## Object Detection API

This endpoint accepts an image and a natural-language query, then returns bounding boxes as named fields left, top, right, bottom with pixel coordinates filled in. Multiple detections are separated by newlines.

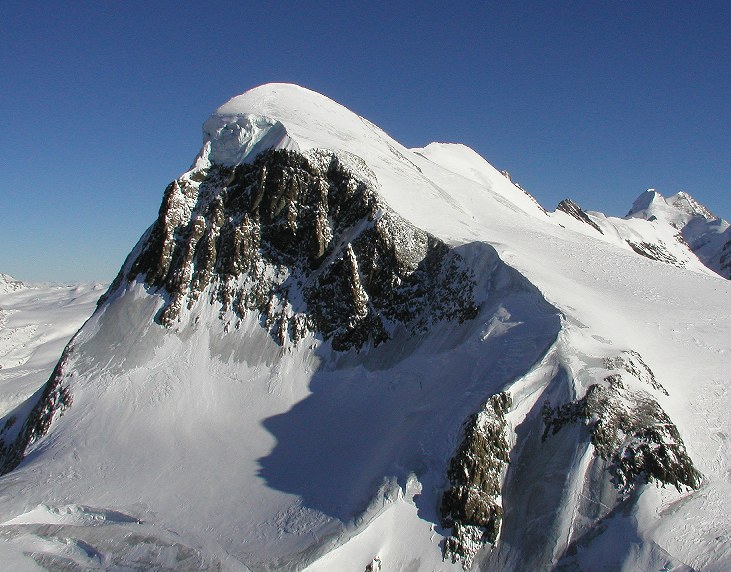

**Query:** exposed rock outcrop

left=0, top=347, right=73, bottom=474
left=541, top=370, right=699, bottom=494
left=364, top=556, right=382, bottom=572
left=126, top=148, right=479, bottom=351
left=557, top=199, right=604, bottom=234
left=0, top=148, right=481, bottom=476
left=441, top=392, right=512, bottom=568
left=625, top=239, right=685, bottom=268
left=603, top=350, right=668, bottom=396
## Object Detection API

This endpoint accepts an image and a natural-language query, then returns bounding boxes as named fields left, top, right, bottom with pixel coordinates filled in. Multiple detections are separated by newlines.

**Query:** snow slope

left=0, top=84, right=729, bottom=571
left=0, top=276, right=105, bottom=419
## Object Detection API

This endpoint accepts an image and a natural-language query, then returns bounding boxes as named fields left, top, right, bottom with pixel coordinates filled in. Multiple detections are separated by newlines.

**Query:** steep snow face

left=1, top=84, right=730, bottom=572
left=202, top=113, right=299, bottom=166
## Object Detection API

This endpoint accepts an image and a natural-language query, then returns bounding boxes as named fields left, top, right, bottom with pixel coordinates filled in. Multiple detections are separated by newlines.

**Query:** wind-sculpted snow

left=126, top=148, right=478, bottom=351
left=203, top=112, right=299, bottom=166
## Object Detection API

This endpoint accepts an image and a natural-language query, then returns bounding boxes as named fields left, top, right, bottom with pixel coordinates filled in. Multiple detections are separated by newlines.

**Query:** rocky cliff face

left=541, top=353, right=700, bottom=494
left=121, top=148, right=478, bottom=351
left=0, top=347, right=73, bottom=474
left=441, top=392, right=512, bottom=568
left=719, top=238, right=731, bottom=279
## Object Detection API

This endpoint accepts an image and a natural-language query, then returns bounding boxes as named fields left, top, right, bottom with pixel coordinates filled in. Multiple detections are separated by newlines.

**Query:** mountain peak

left=213, top=83, right=341, bottom=117
left=1, top=85, right=729, bottom=572
left=626, top=189, right=665, bottom=217
left=626, top=188, right=718, bottom=226
left=666, top=191, right=718, bottom=222
left=0, top=273, right=25, bottom=293
left=202, top=83, right=393, bottom=168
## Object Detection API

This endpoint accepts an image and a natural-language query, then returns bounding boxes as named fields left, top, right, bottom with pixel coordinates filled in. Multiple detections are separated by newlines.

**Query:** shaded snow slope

left=1, top=84, right=729, bottom=571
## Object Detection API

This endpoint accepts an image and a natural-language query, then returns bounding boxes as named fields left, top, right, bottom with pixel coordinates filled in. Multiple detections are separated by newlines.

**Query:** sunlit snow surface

left=0, top=84, right=729, bottom=571
left=0, top=277, right=104, bottom=419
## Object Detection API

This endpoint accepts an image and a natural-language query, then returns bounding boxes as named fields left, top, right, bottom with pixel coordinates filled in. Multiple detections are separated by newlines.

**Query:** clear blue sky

left=2, top=1, right=729, bottom=282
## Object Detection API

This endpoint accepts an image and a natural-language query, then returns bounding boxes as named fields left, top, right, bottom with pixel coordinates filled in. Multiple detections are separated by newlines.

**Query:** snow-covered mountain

left=626, top=189, right=731, bottom=279
left=0, top=274, right=26, bottom=294
left=553, top=189, right=731, bottom=280
left=1, top=84, right=729, bottom=571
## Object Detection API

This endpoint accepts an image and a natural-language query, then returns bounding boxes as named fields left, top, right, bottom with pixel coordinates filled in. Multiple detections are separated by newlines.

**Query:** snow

left=0, top=278, right=105, bottom=419
left=627, top=189, right=721, bottom=226
left=206, top=83, right=549, bottom=226
left=620, top=188, right=731, bottom=277
left=0, top=274, right=25, bottom=294
left=203, top=113, right=299, bottom=166
left=1, top=84, right=730, bottom=571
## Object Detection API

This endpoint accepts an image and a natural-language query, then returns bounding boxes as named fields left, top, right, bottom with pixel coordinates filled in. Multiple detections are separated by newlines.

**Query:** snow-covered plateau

left=0, top=84, right=729, bottom=571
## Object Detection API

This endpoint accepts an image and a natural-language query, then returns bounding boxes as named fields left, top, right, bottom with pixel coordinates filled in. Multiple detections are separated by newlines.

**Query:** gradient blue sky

left=2, top=1, right=729, bottom=282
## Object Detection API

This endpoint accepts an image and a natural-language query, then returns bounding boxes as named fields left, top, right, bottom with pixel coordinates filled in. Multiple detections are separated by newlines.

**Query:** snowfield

left=0, top=276, right=105, bottom=420
left=0, top=84, right=729, bottom=571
